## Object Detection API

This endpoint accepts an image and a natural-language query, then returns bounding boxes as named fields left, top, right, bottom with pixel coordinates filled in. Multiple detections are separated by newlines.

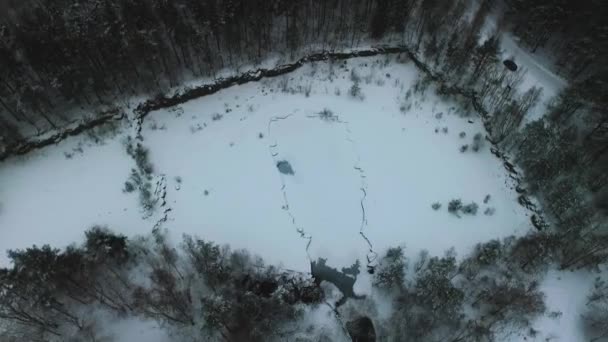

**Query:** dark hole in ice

left=311, top=258, right=364, bottom=307
left=346, top=316, right=376, bottom=342
left=276, top=160, right=294, bottom=175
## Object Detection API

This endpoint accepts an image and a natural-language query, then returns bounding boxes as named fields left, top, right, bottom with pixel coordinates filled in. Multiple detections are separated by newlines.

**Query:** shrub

left=349, top=82, right=364, bottom=100
left=442, top=127, right=448, bottom=134
left=212, top=113, right=223, bottom=121
left=459, top=132, right=466, bottom=138
left=484, top=207, right=496, bottom=216
left=123, top=181, right=135, bottom=193
left=278, top=77, right=289, bottom=92
left=461, top=202, right=479, bottom=215
left=548, top=311, right=563, bottom=319
left=318, top=108, right=335, bottom=121
left=448, top=199, right=463, bottom=214
left=258, top=132, right=264, bottom=139
left=460, top=144, right=469, bottom=153
left=190, top=124, right=203, bottom=133
left=472, top=133, right=484, bottom=152
left=127, top=169, right=154, bottom=211
left=373, top=247, right=406, bottom=290
left=126, top=141, right=154, bottom=176
left=350, top=69, right=361, bottom=83
left=432, top=202, right=442, bottom=210
left=303, top=83, right=312, bottom=97
left=404, top=89, right=412, bottom=101
left=484, top=194, right=491, bottom=204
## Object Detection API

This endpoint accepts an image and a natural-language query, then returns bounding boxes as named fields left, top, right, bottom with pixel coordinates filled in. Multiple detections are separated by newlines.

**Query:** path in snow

left=500, top=33, right=567, bottom=122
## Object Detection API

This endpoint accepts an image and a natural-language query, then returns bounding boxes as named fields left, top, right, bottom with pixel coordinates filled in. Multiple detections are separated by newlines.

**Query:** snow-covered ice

left=0, top=57, right=531, bottom=270
left=0, top=54, right=584, bottom=341
left=138, top=59, right=531, bottom=273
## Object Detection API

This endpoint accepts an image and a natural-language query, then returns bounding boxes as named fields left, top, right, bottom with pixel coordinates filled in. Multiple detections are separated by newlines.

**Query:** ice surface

left=0, top=53, right=584, bottom=341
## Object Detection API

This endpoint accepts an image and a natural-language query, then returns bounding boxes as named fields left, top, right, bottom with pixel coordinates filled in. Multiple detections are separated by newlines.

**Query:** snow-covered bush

left=278, top=76, right=290, bottom=92
left=400, top=103, right=412, bottom=113
left=448, top=199, right=463, bottom=214
left=373, top=247, right=406, bottom=291
left=472, top=133, right=484, bottom=152
left=432, top=202, right=442, bottom=210
left=123, top=181, right=135, bottom=193
left=461, top=202, right=479, bottom=215
left=318, top=108, right=336, bottom=121
left=349, top=81, right=364, bottom=100
left=350, top=69, right=361, bottom=83
left=447, top=200, right=478, bottom=216
left=484, top=207, right=496, bottom=216
left=303, top=83, right=312, bottom=97
left=125, top=140, right=154, bottom=176
left=127, top=169, right=154, bottom=210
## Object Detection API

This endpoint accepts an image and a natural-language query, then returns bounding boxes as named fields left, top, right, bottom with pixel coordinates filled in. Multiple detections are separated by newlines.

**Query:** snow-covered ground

left=0, top=54, right=588, bottom=341
left=0, top=57, right=530, bottom=269
left=526, top=270, right=595, bottom=342
left=0, top=132, right=148, bottom=261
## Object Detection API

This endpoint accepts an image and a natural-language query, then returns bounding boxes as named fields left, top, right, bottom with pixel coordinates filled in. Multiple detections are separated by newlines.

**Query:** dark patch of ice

left=277, top=160, right=295, bottom=175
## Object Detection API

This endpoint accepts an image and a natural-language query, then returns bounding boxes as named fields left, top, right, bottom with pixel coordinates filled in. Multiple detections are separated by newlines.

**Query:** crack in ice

left=340, top=118, right=378, bottom=271
left=267, top=114, right=313, bottom=261
left=304, top=113, right=378, bottom=272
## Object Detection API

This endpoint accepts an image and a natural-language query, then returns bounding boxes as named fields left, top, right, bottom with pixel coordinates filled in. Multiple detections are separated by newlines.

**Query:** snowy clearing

left=1, top=57, right=531, bottom=271
left=1, top=55, right=585, bottom=341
